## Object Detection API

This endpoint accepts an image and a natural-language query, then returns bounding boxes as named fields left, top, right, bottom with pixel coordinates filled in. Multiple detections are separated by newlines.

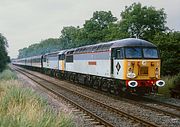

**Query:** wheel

left=93, top=77, right=101, bottom=89
left=101, top=79, right=108, bottom=92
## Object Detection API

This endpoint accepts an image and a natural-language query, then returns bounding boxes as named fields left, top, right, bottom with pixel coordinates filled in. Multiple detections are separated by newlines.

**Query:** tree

left=83, top=11, right=117, bottom=43
left=104, top=23, right=129, bottom=41
left=153, top=31, right=180, bottom=75
left=0, top=33, right=8, bottom=72
left=120, top=3, right=167, bottom=40
left=60, top=26, right=79, bottom=49
left=18, top=38, right=61, bottom=58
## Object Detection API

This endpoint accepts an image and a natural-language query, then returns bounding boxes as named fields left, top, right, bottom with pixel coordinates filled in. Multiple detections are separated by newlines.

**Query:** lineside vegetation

left=0, top=34, right=9, bottom=72
left=159, top=72, right=180, bottom=96
left=0, top=69, right=75, bottom=127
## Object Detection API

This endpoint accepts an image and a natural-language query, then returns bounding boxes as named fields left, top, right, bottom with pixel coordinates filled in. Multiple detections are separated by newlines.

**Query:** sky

left=0, top=0, right=180, bottom=58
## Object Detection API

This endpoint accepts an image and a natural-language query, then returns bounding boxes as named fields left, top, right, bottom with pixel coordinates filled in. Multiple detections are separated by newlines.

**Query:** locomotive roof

left=74, top=38, right=156, bottom=54
left=44, top=51, right=61, bottom=56
left=111, top=38, right=157, bottom=48
left=58, top=50, right=66, bottom=55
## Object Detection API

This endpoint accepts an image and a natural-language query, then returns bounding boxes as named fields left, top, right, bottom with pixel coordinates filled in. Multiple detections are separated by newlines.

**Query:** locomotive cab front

left=111, top=38, right=165, bottom=94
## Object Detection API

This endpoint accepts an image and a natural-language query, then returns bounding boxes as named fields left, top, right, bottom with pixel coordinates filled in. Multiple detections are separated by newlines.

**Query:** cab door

left=111, top=48, right=115, bottom=75
left=111, top=48, right=124, bottom=79
left=58, top=54, right=65, bottom=71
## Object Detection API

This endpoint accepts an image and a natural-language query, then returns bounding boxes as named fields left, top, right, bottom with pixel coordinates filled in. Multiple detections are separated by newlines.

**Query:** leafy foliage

left=153, top=32, right=180, bottom=75
left=0, top=33, right=8, bottom=72
left=83, top=11, right=118, bottom=43
left=120, top=3, right=167, bottom=39
left=18, top=38, right=61, bottom=58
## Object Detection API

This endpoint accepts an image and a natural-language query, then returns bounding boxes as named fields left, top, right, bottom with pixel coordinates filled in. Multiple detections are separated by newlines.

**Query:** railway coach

left=12, top=38, right=165, bottom=95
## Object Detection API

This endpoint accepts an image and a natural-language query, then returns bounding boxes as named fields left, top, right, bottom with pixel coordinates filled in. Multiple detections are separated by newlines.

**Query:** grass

left=0, top=69, right=17, bottom=80
left=158, top=73, right=180, bottom=97
left=0, top=69, right=75, bottom=127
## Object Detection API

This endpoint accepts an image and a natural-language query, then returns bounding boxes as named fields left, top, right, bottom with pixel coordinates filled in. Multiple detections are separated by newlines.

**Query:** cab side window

left=115, top=48, right=123, bottom=59
left=111, top=48, right=124, bottom=59
left=59, top=54, right=65, bottom=60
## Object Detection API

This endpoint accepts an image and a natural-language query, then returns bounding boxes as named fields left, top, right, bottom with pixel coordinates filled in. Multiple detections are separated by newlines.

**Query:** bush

left=158, top=73, right=180, bottom=96
left=0, top=69, right=17, bottom=80
left=0, top=78, right=75, bottom=127
left=173, top=73, right=180, bottom=86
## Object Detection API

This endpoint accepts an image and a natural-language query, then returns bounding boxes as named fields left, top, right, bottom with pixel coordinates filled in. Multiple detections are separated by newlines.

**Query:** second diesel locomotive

left=12, top=38, right=165, bottom=95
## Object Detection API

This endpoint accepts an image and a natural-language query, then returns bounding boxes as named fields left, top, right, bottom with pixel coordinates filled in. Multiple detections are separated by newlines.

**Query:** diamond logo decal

left=116, top=62, right=121, bottom=72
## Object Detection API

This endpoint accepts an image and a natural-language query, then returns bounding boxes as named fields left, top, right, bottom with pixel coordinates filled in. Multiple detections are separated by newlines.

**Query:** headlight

left=128, top=80, right=138, bottom=87
left=156, top=80, right=165, bottom=87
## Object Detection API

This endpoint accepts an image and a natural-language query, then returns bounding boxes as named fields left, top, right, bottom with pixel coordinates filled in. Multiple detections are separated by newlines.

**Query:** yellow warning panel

left=59, top=60, right=65, bottom=71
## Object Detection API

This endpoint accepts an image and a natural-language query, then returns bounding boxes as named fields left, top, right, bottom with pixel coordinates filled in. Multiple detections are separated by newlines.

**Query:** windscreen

left=125, top=47, right=142, bottom=58
left=143, top=48, right=158, bottom=58
left=143, top=48, right=159, bottom=58
left=125, top=47, right=159, bottom=59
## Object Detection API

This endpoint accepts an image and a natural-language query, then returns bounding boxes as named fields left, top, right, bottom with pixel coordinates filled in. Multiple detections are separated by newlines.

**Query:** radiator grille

left=139, top=66, right=148, bottom=75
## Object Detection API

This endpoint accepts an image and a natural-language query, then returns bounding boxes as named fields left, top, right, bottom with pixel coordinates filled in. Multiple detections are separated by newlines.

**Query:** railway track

left=122, top=96, right=180, bottom=118
left=13, top=66, right=159, bottom=127
left=142, top=96, right=180, bottom=111
left=13, top=67, right=113, bottom=127
left=140, top=96, right=180, bottom=112
left=70, top=79, right=180, bottom=119
left=91, top=86, right=180, bottom=118
left=70, top=76, right=180, bottom=118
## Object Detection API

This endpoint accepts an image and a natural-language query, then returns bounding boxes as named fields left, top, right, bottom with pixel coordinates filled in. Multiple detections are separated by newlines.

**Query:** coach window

left=43, top=56, right=46, bottom=62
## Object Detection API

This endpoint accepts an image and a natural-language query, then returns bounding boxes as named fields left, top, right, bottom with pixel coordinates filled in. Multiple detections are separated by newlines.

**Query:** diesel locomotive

left=12, top=38, right=165, bottom=95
